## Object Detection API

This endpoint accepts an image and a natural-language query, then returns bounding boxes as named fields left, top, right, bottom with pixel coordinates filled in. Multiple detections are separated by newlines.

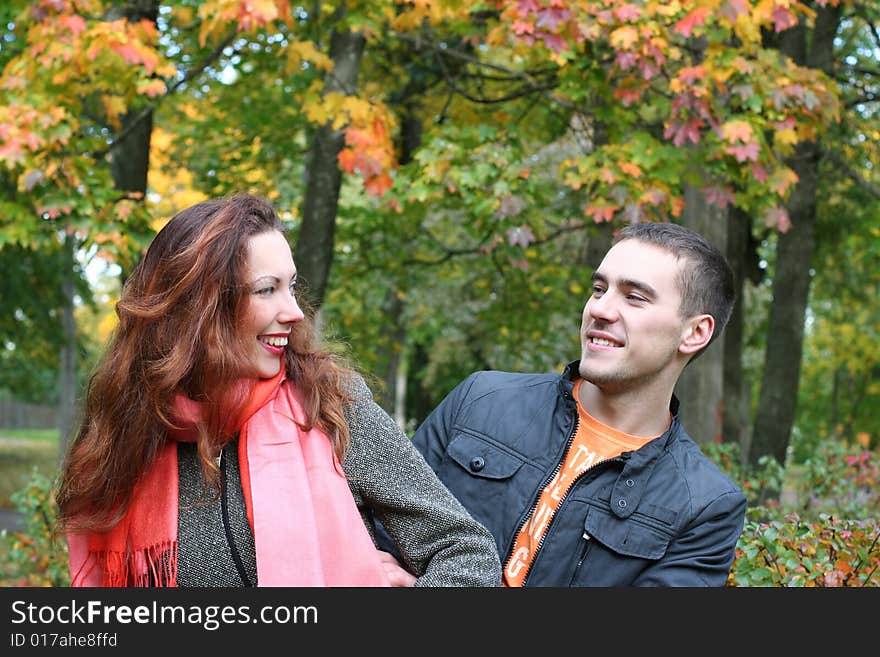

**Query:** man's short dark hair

left=615, top=222, right=736, bottom=353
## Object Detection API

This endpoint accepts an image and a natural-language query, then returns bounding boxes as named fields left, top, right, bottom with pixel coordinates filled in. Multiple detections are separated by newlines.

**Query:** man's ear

left=679, top=314, right=714, bottom=355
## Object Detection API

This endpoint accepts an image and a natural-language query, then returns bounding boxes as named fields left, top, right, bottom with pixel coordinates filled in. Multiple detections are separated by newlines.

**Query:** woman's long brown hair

left=56, top=195, right=353, bottom=533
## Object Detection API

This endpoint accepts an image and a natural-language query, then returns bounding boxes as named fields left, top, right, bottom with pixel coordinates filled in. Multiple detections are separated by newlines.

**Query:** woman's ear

left=679, top=314, right=714, bottom=356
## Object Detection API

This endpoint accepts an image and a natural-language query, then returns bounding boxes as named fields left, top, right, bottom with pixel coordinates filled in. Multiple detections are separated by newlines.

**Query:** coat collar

left=559, top=359, right=683, bottom=519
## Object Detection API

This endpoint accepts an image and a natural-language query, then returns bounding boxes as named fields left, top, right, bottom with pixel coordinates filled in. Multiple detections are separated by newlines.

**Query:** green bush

left=729, top=512, right=879, bottom=587
left=701, top=441, right=785, bottom=510
left=0, top=468, right=68, bottom=586
left=704, top=438, right=880, bottom=587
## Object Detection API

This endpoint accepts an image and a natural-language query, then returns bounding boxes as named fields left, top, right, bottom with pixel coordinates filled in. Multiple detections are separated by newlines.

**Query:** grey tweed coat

left=176, top=374, right=501, bottom=587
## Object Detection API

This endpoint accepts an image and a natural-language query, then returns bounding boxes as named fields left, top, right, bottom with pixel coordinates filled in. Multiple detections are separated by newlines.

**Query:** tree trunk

left=375, top=288, right=405, bottom=415
left=723, top=207, right=752, bottom=461
left=675, top=185, right=727, bottom=445
left=294, top=25, right=365, bottom=309
left=750, top=4, right=840, bottom=468
left=57, top=232, right=77, bottom=458
left=107, top=0, right=157, bottom=196
left=110, top=109, right=153, bottom=197
left=375, top=110, right=422, bottom=418
left=750, top=141, right=819, bottom=466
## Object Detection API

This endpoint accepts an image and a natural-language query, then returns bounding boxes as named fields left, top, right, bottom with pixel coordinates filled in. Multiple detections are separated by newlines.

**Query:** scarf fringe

left=81, top=540, right=178, bottom=587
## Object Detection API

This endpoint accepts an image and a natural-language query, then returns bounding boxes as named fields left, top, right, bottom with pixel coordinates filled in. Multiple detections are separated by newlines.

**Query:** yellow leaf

left=733, top=14, right=761, bottom=47
left=285, top=39, right=334, bottom=74
left=610, top=26, right=639, bottom=50
left=774, top=128, right=798, bottom=148
left=101, top=95, right=128, bottom=130
left=342, top=96, right=373, bottom=127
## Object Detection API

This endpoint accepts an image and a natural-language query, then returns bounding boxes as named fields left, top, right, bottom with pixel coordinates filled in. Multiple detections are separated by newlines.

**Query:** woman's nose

left=279, top=293, right=305, bottom=324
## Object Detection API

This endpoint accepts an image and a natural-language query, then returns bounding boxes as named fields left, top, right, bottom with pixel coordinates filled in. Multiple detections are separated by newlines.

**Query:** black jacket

left=410, top=362, right=747, bottom=586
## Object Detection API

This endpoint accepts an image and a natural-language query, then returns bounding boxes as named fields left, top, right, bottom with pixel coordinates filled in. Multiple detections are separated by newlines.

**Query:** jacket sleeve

left=632, top=488, right=747, bottom=586
left=342, top=374, right=501, bottom=587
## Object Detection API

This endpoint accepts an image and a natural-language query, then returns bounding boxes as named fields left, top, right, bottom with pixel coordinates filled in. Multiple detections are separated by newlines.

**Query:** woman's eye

left=288, top=280, right=298, bottom=295
left=255, top=286, right=275, bottom=297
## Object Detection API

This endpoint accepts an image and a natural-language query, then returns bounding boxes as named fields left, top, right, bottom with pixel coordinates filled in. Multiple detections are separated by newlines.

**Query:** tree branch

left=822, top=148, right=880, bottom=199
left=393, top=31, right=569, bottom=110
left=95, top=30, right=241, bottom=160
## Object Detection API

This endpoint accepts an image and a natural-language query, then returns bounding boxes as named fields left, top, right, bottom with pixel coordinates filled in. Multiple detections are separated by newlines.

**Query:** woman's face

left=241, top=230, right=304, bottom=379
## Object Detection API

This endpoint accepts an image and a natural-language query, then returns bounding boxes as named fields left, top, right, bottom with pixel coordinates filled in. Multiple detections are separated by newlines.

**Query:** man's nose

left=588, top=292, right=619, bottom=323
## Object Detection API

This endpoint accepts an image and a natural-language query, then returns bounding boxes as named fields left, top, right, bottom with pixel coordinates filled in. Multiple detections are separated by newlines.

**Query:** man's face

left=578, top=238, right=690, bottom=393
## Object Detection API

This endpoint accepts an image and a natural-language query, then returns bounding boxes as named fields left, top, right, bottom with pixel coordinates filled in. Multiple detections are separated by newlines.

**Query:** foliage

left=0, top=0, right=158, bottom=254
left=0, top=469, right=67, bottom=587
left=0, top=241, right=99, bottom=403
left=489, top=0, right=842, bottom=228
left=729, top=512, right=879, bottom=587
left=702, top=441, right=785, bottom=508
left=0, top=426, right=60, bottom=508
left=796, top=440, right=880, bottom=519
left=705, top=436, right=880, bottom=587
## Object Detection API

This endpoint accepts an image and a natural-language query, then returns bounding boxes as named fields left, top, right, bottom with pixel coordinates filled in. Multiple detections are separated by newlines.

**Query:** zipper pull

left=575, top=531, right=592, bottom=570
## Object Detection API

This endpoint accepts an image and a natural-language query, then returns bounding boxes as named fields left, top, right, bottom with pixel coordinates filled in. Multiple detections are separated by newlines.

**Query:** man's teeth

left=259, top=336, right=288, bottom=347
left=591, top=337, right=619, bottom=347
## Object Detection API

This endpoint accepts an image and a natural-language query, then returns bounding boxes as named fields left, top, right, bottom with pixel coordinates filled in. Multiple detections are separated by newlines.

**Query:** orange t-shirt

left=503, top=379, right=656, bottom=587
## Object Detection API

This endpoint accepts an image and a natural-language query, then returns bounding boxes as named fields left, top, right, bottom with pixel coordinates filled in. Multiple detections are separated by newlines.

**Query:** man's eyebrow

left=591, top=271, right=657, bottom=298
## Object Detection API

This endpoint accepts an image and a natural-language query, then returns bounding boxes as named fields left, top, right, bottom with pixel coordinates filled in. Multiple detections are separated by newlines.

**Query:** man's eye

left=592, top=286, right=605, bottom=296
left=626, top=294, right=646, bottom=302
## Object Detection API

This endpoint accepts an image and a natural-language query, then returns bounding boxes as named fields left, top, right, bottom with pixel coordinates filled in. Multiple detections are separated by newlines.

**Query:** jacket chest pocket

left=447, top=432, right=525, bottom=480
left=568, top=504, right=674, bottom=586
left=440, top=432, right=532, bottom=536
left=584, top=505, right=673, bottom=558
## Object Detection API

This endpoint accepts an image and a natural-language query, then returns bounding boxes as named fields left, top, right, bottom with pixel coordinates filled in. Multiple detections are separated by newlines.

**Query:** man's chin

left=579, top=363, right=622, bottom=389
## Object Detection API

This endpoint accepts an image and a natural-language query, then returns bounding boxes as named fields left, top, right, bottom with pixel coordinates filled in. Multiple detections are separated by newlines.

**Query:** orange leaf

left=674, top=7, right=711, bottom=38
left=364, top=172, right=393, bottom=197
left=619, top=162, right=642, bottom=178
left=59, top=14, right=88, bottom=36
left=337, top=149, right=356, bottom=173
left=585, top=204, right=619, bottom=223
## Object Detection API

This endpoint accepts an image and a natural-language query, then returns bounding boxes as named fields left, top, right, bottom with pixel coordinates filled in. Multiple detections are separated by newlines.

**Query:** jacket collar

left=560, top=359, right=683, bottom=519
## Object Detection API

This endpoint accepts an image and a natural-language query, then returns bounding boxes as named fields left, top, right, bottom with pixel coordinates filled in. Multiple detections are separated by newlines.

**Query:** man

left=398, top=222, right=747, bottom=586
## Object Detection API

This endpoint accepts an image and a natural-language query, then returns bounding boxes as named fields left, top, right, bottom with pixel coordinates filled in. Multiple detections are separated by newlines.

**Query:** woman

left=56, top=194, right=501, bottom=587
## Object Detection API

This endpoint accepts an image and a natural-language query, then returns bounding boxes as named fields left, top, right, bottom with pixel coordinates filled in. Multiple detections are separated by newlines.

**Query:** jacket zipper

left=502, top=408, right=579, bottom=582
left=519, top=454, right=626, bottom=586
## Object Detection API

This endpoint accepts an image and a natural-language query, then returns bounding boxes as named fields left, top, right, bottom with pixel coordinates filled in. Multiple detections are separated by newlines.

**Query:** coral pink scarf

left=67, top=368, right=390, bottom=587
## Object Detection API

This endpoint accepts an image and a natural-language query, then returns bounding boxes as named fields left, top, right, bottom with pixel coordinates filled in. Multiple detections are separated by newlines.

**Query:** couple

left=58, top=194, right=745, bottom=588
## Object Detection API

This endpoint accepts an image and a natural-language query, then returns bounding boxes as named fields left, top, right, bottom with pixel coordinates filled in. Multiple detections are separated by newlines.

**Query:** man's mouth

left=589, top=336, right=622, bottom=347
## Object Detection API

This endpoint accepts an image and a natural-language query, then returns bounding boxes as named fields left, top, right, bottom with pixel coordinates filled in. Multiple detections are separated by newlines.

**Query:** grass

left=0, top=428, right=61, bottom=509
